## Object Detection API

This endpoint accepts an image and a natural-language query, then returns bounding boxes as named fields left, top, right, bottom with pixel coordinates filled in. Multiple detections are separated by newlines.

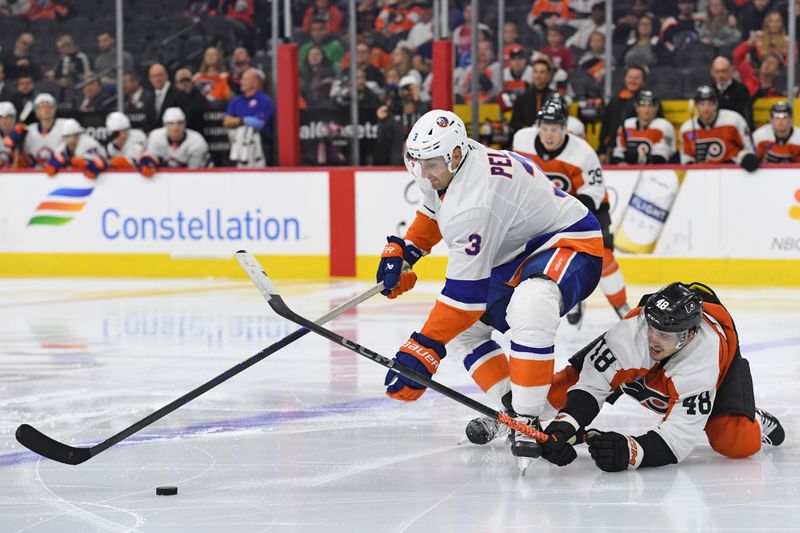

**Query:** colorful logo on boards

left=27, top=187, right=94, bottom=226
left=791, top=189, right=800, bottom=221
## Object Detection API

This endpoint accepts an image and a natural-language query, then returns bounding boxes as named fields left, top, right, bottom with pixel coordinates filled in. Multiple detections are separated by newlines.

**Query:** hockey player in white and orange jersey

left=3, top=93, right=71, bottom=168
left=105, top=111, right=147, bottom=169
left=537, top=282, right=784, bottom=471
left=0, top=102, right=18, bottom=168
left=375, top=109, right=604, bottom=464
left=139, top=107, right=211, bottom=177
left=513, top=97, right=631, bottom=325
left=611, top=90, right=676, bottom=164
left=679, top=85, right=759, bottom=172
left=752, top=101, right=800, bottom=163
left=43, top=118, right=108, bottom=179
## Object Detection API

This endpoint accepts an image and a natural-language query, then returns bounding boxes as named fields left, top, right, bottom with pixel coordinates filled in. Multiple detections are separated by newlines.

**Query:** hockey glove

left=109, top=155, right=134, bottom=169
left=623, top=146, right=640, bottom=165
left=4, top=123, right=26, bottom=148
left=385, top=332, right=445, bottom=402
left=540, top=413, right=580, bottom=467
left=586, top=431, right=644, bottom=472
left=740, top=152, right=759, bottom=173
left=243, top=115, right=265, bottom=130
left=72, top=156, right=107, bottom=179
left=43, top=153, right=67, bottom=177
left=377, top=236, right=423, bottom=298
left=136, top=153, right=159, bottom=178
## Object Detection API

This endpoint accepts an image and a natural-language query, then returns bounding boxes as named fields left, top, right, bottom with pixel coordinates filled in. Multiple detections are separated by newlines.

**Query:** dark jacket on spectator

left=176, top=86, right=210, bottom=134
left=374, top=115, right=405, bottom=165
left=300, top=63, right=337, bottom=110
left=0, top=83, right=11, bottom=103
left=53, top=51, right=91, bottom=85
left=143, top=83, right=180, bottom=131
left=738, top=0, right=774, bottom=39
left=715, top=79, right=753, bottom=129
left=599, top=88, right=639, bottom=156
left=510, top=85, right=555, bottom=133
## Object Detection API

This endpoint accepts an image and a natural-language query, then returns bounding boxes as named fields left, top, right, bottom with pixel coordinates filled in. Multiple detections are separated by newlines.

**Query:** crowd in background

left=2, top=0, right=800, bottom=171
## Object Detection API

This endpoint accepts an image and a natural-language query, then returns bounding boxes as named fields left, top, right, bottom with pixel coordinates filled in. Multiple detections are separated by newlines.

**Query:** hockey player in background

left=375, top=109, right=603, bottom=469
left=3, top=93, right=71, bottom=168
left=537, top=282, right=784, bottom=472
left=752, top=101, right=800, bottom=163
left=513, top=97, right=630, bottom=326
left=138, top=107, right=211, bottom=177
left=43, top=118, right=108, bottom=179
left=105, top=111, right=147, bottom=169
left=0, top=102, right=18, bottom=168
left=679, top=85, right=759, bottom=172
left=611, top=90, right=676, bottom=164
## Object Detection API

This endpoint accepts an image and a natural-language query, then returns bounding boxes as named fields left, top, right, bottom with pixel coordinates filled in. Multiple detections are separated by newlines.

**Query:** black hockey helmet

left=644, top=282, right=704, bottom=333
left=694, top=85, right=718, bottom=105
left=537, top=100, right=567, bottom=127
left=635, top=90, right=658, bottom=107
left=771, top=101, right=792, bottom=118
left=543, top=92, right=567, bottom=107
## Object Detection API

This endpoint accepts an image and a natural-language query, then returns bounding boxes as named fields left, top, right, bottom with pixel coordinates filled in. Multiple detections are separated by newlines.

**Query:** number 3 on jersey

left=465, top=233, right=482, bottom=255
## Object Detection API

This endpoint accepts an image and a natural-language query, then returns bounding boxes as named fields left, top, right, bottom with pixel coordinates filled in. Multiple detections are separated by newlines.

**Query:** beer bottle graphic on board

left=615, top=171, right=681, bottom=254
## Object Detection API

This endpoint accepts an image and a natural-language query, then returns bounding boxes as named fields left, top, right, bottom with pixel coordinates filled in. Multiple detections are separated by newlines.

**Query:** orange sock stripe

left=470, top=353, right=510, bottom=392
left=509, top=357, right=555, bottom=387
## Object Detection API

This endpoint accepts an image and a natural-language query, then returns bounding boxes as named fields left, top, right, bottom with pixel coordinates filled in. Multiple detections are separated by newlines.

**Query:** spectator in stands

left=140, top=107, right=210, bottom=175
left=0, top=101, right=18, bottom=168
left=613, top=0, right=654, bottom=50
left=341, top=41, right=385, bottom=88
left=0, top=65, right=10, bottom=103
left=206, top=0, right=255, bottom=28
left=9, top=72, right=35, bottom=120
left=144, top=63, right=180, bottom=131
left=223, top=68, right=274, bottom=166
left=375, top=0, right=421, bottom=34
left=459, top=39, right=501, bottom=104
left=383, top=74, right=429, bottom=135
left=49, top=34, right=91, bottom=87
left=499, top=46, right=532, bottom=112
left=227, top=47, right=252, bottom=95
left=193, top=47, right=233, bottom=103
left=734, top=10, right=793, bottom=69
left=528, top=0, right=573, bottom=29
left=661, top=0, right=702, bottom=51
left=698, top=0, right=742, bottom=49
left=300, top=46, right=336, bottom=110
left=411, top=43, right=432, bottom=101
left=711, top=56, right=752, bottom=127
left=623, top=14, right=673, bottom=69
left=541, top=26, right=575, bottom=71
left=399, top=0, right=433, bottom=51
left=390, top=46, right=414, bottom=79
left=738, top=0, right=774, bottom=39
left=94, top=32, right=134, bottom=85
left=740, top=52, right=784, bottom=98
left=566, top=1, right=606, bottom=51
left=452, top=4, right=491, bottom=62
left=752, top=101, right=800, bottom=162
left=0, top=32, right=40, bottom=80
left=579, top=31, right=607, bottom=84
left=123, top=72, right=145, bottom=111
left=174, top=68, right=208, bottom=134
left=502, top=22, right=523, bottom=65
left=510, top=57, right=555, bottom=133
left=76, top=74, right=116, bottom=112
left=302, top=0, right=343, bottom=33
left=22, top=0, right=68, bottom=20
left=299, top=18, right=345, bottom=73
left=598, top=65, right=646, bottom=163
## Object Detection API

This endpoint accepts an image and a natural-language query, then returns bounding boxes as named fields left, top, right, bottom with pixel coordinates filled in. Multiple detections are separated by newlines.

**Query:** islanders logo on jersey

left=619, top=376, right=671, bottom=414
left=27, top=186, right=95, bottom=226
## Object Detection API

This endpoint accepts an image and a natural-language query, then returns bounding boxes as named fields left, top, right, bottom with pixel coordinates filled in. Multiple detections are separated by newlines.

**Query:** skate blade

left=517, top=457, right=532, bottom=476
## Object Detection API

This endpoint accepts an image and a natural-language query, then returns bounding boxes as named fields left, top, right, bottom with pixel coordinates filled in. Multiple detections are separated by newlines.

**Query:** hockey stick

left=16, top=280, right=384, bottom=465
left=236, top=251, right=549, bottom=444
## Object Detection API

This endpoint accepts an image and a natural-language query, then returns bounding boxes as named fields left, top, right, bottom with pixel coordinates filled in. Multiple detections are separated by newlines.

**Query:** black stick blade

left=16, top=424, right=92, bottom=465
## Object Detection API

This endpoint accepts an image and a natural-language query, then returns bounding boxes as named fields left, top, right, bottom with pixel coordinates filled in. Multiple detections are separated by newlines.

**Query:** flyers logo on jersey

left=545, top=172, right=573, bottom=194
left=695, top=138, right=725, bottom=161
left=619, top=378, right=671, bottom=414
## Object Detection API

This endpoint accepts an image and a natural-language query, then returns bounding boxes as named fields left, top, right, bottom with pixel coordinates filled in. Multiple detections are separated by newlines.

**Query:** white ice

left=0, top=278, right=797, bottom=532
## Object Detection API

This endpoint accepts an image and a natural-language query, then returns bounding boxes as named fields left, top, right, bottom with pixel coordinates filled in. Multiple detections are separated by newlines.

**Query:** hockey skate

left=756, top=408, right=785, bottom=446
left=510, top=415, right=542, bottom=476
left=566, top=301, right=585, bottom=328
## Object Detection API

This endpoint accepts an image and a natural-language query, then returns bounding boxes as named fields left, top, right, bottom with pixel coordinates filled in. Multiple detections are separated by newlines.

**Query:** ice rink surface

left=0, top=277, right=797, bottom=532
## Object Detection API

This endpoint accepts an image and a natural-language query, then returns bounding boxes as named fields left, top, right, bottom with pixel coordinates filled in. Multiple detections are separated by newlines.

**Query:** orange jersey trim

left=403, top=211, right=442, bottom=253
left=420, top=299, right=484, bottom=345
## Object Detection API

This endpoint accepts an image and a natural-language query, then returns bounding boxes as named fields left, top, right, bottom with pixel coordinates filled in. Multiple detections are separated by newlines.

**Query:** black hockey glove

left=586, top=431, right=644, bottom=472
left=740, top=152, right=759, bottom=173
left=624, top=146, right=640, bottom=164
left=540, top=413, right=579, bottom=467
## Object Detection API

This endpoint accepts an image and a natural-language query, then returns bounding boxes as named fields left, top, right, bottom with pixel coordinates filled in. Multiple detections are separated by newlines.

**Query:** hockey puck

left=156, top=486, right=178, bottom=496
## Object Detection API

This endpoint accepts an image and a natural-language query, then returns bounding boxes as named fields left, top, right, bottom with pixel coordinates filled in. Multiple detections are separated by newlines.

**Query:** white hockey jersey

left=613, top=117, right=676, bottom=163
left=752, top=124, right=800, bottom=163
left=55, top=134, right=106, bottom=161
left=23, top=118, right=72, bottom=167
left=145, top=128, right=211, bottom=168
left=679, top=109, right=754, bottom=164
left=572, top=307, right=737, bottom=462
left=512, top=129, right=605, bottom=209
left=0, top=136, right=13, bottom=168
left=106, top=129, right=147, bottom=162
left=405, top=141, right=604, bottom=344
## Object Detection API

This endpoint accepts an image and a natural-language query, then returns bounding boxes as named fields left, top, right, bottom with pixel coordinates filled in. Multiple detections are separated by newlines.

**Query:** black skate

left=566, top=301, right=585, bottom=328
left=510, top=415, right=542, bottom=458
left=756, top=408, right=785, bottom=446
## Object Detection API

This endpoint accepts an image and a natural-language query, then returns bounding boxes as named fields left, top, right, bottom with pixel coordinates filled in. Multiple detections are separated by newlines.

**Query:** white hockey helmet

left=61, top=118, right=83, bottom=137
left=106, top=111, right=131, bottom=132
left=404, top=109, right=468, bottom=177
left=0, top=101, right=16, bottom=118
left=162, top=106, right=186, bottom=124
left=33, top=93, right=56, bottom=107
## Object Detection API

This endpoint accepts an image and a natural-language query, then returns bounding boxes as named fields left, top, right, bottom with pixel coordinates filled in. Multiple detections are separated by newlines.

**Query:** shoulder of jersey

left=717, top=108, right=747, bottom=127
left=752, top=124, right=772, bottom=142
left=513, top=126, right=538, bottom=147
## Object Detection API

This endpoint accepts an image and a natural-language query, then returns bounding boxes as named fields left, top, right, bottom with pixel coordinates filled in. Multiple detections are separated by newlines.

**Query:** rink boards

left=0, top=166, right=799, bottom=285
